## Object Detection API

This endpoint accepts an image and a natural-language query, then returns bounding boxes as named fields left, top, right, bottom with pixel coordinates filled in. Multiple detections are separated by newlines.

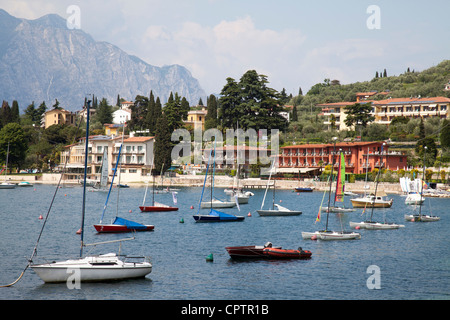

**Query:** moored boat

left=94, top=217, right=154, bottom=233
left=263, top=247, right=312, bottom=259
left=226, top=242, right=278, bottom=259
left=32, top=253, right=152, bottom=283
left=140, top=201, right=179, bottom=212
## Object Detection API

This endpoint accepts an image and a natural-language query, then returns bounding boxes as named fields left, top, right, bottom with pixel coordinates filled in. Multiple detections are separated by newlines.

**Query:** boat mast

left=80, top=99, right=91, bottom=257
left=369, top=143, right=385, bottom=221
left=326, top=137, right=338, bottom=229
left=419, top=146, right=427, bottom=218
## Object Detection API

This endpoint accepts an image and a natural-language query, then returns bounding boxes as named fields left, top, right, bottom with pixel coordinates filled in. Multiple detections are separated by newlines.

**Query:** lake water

left=0, top=183, right=449, bottom=301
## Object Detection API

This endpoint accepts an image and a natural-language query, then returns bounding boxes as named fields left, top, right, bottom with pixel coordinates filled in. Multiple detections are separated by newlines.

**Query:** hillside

left=292, top=60, right=450, bottom=109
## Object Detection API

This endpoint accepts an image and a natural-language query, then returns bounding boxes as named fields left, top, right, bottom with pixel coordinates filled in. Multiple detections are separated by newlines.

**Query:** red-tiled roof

left=124, top=136, right=154, bottom=142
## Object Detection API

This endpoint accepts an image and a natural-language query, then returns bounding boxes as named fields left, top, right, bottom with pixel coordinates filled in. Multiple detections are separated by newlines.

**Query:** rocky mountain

left=0, top=9, right=206, bottom=112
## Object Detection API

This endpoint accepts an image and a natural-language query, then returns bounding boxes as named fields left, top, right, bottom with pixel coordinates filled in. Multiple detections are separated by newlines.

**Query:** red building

left=278, top=141, right=407, bottom=174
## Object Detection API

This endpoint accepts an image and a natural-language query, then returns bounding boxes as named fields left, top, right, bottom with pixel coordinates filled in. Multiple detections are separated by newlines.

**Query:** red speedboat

left=263, top=247, right=312, bottom=259
left=94, top=217, right=154, bottom=233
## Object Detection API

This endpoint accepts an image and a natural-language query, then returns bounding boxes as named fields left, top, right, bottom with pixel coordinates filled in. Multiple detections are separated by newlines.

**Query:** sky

left=1, top=0, right=449, bottom=98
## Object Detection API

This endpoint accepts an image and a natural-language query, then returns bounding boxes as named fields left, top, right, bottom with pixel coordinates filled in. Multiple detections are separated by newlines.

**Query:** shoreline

left=5, top=173, right=450, bottom=197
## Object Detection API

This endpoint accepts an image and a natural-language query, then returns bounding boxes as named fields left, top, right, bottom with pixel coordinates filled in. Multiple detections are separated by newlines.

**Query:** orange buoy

left=311, top=235, right=317, bottom=240
left=76, top=228, right=82, bottom=234
left=129, top=209, right=132, bottom=213
left=190, top=205, right=194, bottom=209
left=247, top=212, right=252, bottom=217
left=38, top=215, right=43, bottom=220
left=355, top=225, right=360, bottom=230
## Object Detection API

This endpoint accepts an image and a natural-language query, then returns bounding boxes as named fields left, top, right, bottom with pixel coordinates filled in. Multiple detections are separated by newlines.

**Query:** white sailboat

left=257, top=160, right=302, bottom=216
left=31, top=100, right=152, bottom=283
left=401, top=177, right=425, bottom=205
left=200, top=148, right=236, bottom=209
left=350, top=143, right=404, bottom=230
left=404, top=146, right=440, bottom=222
left=90, top=149, right=109, bottom=192
left=302, top=141, right=361, bottom=240
left=0, top=142, right=16, bottom=189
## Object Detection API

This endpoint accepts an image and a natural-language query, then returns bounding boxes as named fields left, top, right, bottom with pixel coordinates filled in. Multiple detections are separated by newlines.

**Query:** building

left=121, top=101, right=134, bottom=111
left=278, top=141, right=407, bottom=175
left=319, top=96, right=450, bottom=130
left=104, top=123, right=124, bottom=136
left=185, top=107, right=207, bottom=130
left=60, top=135, right=154, bottom=183
left=43, top=108, right=76, bottom=129
left=113, top=109, right=131, bottom=124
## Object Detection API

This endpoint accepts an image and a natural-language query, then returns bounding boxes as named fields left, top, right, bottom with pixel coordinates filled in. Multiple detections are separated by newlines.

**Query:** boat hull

left=302, top=230, right=361, bottom=240
left=200, top=201, right=236, bottom=208
left=139, top=206, right=178, bottom=212
left=321, top=206, right=355, bottom=213
left=349, top=221, right=404, bottom=229
left=350, top=198, right=393, bottom=208
left=94, top=224, right=154, bottom=233
left=193, top=215, right=245, bottom=222
left=295, top=187, right=314, bottom=192
left=404, top=214, right=440, bottom=222
left=31, top=254, right=152, bottom=283
left=256, top=209, right=302, bottom=216
left=0, top=183, right=15, bottom=189
left=225, top=246, right=268, bottom=259
left=263, top=248, right=312, bottom=259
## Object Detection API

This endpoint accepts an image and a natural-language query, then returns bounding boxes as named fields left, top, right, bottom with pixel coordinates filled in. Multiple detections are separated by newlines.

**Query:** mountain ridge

left=0, top=9, right=206, bottom=112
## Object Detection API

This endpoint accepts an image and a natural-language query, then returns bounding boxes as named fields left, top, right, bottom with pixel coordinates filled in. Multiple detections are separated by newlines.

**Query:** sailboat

left=225, top=165, right=254, bottom=204
left=139, top=170, right=179, bottom=212
left=199, top=147, right=236, bottom=209
left=350, top=144, right=404, bottom=230
left=0, top=142, right=16, bottom=189
left=401, top=177, right=425, bottom=205
left=302, top=141, right=361, bottom=240
left=31, top=100, right=152, bottom=283
left=350, top=147, right=393, bottom=208
left=404, top=146, right=440, bottom=222
left=321, top=151, right=355, bottom=213
left=94, top=132, right=154, bottom=233
left=193, top=148, right=244, bottom=222
left=90, top=149, right=109, bottom=192
left=257, top=160, right=302, bottom=216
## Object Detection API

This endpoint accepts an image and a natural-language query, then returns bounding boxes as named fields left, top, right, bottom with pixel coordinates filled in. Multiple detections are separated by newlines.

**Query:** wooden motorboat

left=263, top=247, right=312, bottom=259
left=226, top=243, right=278, bottom=259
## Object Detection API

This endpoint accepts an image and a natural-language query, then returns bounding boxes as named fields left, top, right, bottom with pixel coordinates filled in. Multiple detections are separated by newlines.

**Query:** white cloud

left=139, top=16, right=307, bottom=94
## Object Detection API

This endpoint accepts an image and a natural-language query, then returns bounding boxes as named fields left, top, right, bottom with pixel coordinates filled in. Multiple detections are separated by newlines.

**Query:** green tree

left=440, top=119, right=450, bottom=153
left=128, top=95, right=149, bottom=132
left=0, top=123, right=28, bottom=171
left=11, top=100, right=20, bottom=123
left=163, top=92, right=189, bottom=133
left=344, top=103, right=375, bottom=138
left=0, top=100, right=12, bottom=129
left=153, top=113, right=172, bottom=174
left=291, top=105, right=298, bottom=122
left=205, top=94, right=218, bottom=130
left=219, top=77, right=241, bottom=130
left=96, top=98, right=113, bottom=125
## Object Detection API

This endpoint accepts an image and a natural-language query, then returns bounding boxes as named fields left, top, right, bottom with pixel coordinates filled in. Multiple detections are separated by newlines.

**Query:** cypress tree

left=153, top=113, right=172, bottom=174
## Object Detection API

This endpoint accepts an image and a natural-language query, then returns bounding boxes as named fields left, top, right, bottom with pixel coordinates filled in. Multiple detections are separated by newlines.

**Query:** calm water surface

left=0, top=183, right=449, bottom=300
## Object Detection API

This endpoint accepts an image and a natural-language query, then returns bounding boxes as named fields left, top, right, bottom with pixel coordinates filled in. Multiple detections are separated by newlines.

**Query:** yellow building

left=185, top=107, right=207, bottom=130
left=43, top=108, right=76, bottom=129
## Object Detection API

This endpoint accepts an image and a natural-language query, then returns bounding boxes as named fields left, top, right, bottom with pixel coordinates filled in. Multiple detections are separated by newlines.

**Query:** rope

left=0, top=116, right=84, bottom=287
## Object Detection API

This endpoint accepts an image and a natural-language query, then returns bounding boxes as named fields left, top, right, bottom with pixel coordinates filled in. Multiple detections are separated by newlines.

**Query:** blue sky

left=1, top=0, right=449, bottom=99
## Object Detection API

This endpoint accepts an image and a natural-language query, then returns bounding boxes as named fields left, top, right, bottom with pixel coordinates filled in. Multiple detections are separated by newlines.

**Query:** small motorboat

left=294, top=187, right=314, bottom=192
left=226, top=242, right=278, bottom=259
left=94, top=217, right=154, bottom=233
left=263, top=247, right=312, bottom=259
left=17, top=181, right=33, bottom=187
